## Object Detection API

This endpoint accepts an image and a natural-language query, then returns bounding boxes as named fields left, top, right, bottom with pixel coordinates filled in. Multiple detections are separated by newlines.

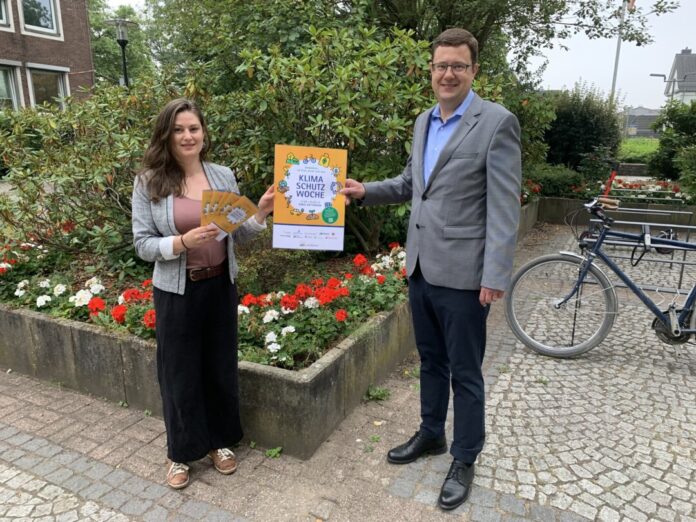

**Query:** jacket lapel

left=412, top=108, right=433, bottom=194
left=423, top=94, right=482, bottom=194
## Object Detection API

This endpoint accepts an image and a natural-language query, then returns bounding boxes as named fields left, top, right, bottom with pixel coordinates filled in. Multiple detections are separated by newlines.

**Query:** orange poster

left=272, top=144, right=347, bottom=251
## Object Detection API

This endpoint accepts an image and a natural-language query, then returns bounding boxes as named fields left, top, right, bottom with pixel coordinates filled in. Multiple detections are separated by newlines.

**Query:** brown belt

left=187, top=263, right=225, bottom=282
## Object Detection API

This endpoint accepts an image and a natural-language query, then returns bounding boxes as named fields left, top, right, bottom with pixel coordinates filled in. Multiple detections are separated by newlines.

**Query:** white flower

left=281, top=326, right=296, bottom=337
left=238, top=305, right=250, bottom=315
left=38, top=279, right=51, bottom=288
left=267, top=343, right=281, bottom=353
left=20, top=243, right=34, bottom=250
left=303, top=297, right=320, bottom=309
left=53, top=284, right=67, bottom=296
left=17, top=279, right=29, bottom=290
left=0, top=262, right=11, bottom=270
left=69, top=289, right=93, bottom=307
left=397, top=251, right=406, bottom=259
left=281, top=307, right=295, bottom=315
left=36, top=295, right=51, bottom=308
left=118, top=294, right=125, bottom=304
left=14, top=288, right=25, bottom=297
left=89, top=283, right=105, bottom=295
left=265, top=331, right=278, bottom=344
left=85, top=277, right=101, bottom=287
left=262, top=309, right=280, bottom=323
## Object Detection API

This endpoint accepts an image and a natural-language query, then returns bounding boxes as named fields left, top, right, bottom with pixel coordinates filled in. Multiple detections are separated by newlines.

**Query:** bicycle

left=505, top=197, right=696, bottom=357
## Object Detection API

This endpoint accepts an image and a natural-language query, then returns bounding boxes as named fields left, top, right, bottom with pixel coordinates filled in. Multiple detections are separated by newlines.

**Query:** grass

left=364, top=384, right=391, bottom=401
left=618, top=137, right=659, bottom=163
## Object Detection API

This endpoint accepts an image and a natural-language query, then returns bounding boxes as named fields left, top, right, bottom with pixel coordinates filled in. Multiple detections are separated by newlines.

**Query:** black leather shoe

left=387, top=431, right=447, bottom=464
left=438, top=459, right=475, bottom=510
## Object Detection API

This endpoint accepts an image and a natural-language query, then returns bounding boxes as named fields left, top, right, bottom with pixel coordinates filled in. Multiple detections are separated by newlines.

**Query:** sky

left=107, top=0, right=693, bottom=110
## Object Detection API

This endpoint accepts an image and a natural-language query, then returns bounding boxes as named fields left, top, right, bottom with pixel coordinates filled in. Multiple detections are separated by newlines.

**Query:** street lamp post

left=105, top=19, right=138, bottom=88
left=650, top=72, right=696, bottom=103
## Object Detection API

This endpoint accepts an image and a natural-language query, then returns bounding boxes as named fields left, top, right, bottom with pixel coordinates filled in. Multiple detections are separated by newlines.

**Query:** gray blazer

left=363, top=93, right=522, bottom=291
left=132, top=162, right=264, bottom=295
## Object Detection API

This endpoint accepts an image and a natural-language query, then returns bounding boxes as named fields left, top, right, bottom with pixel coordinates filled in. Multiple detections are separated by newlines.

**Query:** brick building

left=0, top=0, right=93, bottom=109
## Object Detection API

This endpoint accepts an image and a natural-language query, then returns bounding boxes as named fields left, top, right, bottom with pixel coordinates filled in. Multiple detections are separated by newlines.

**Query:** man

left=341, top=28, right=521, bottom=510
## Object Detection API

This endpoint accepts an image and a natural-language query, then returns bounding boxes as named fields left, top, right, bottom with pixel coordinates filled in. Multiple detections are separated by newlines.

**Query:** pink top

left=173, top=197, right=226, bottom=269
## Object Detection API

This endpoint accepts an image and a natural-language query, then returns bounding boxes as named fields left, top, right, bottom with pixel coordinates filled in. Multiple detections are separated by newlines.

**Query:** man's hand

left=340, top=179, right=366, bottom=205
left=479, top=287, right=504, bottom=307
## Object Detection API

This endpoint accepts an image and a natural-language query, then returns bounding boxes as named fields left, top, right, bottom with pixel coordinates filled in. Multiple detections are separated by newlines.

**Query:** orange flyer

left=272, top=144, right=347, bottom=251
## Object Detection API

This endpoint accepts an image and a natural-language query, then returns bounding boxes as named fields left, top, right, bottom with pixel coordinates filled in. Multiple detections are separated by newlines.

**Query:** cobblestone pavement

left=2, top=223, right=696, bottom=521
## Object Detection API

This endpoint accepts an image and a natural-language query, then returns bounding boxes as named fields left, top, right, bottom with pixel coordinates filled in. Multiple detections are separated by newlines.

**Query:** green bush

left=649, top=101, right=696, bottom=180
left=524, top=163, right=594, bottom=199
left=544, top=84, right=621, bottom=170
left=676, top=145, right=696, bottom=197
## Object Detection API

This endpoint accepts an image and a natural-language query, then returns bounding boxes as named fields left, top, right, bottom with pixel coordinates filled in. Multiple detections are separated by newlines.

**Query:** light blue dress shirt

left=423, top=90, right=475, bottom=186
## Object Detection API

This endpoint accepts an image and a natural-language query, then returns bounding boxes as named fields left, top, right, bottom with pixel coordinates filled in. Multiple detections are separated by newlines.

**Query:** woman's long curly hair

left=139, top=98, right=211, bottom=202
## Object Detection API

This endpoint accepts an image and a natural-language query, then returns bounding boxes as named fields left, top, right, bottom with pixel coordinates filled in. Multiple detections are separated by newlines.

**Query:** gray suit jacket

left=363, top=93, right=521, bottom=291
left=132, top=162, right=263, bottom=295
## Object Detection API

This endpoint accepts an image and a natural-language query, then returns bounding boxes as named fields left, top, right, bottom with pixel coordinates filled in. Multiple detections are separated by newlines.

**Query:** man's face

left=430, top=44, right=478, bottom=110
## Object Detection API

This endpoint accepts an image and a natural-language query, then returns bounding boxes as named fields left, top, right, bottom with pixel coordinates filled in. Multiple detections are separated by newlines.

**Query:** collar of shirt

left=423, top=90, right=475, bottom=185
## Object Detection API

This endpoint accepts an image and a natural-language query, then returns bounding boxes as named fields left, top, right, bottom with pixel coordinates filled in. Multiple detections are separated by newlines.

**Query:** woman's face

left=170, top=110, right=205, bottom=164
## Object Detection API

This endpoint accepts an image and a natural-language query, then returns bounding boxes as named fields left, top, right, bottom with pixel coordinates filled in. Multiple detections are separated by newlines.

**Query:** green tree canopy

left=89, top=0, right=155, bottom=85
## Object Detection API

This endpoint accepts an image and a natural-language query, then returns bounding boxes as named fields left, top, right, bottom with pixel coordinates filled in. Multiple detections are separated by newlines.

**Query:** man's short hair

left=432, top=28, right=479, bottom=65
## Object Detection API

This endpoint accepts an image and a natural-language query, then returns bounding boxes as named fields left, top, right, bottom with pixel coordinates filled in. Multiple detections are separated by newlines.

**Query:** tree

left=347, top=0, right=678, bottom=71
left=145, top=0, right=345, bottom=93
left=544, top=83, right=621, bottom=170
left=89, top=0, right=155, bottom=85
left=649, top=100, right=696, bottom=180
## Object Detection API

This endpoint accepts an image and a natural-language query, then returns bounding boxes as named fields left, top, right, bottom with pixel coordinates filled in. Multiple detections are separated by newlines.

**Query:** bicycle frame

left=559, top=223, right=696, bottom=334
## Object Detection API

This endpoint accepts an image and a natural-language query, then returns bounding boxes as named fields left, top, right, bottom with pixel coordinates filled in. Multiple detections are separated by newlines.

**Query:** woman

left=132, top=98, right=274, bottom=489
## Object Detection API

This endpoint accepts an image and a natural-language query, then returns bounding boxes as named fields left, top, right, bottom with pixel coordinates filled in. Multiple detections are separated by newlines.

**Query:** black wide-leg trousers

left=153, top=273, right=242, bottom=463
left=409, top=264, right=489, bottom=464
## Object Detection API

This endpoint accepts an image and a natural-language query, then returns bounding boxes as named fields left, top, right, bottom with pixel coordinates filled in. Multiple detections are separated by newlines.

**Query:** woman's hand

left=177, top=223, right=220, bottom=253
left=254, top=185, right=275, bottom=223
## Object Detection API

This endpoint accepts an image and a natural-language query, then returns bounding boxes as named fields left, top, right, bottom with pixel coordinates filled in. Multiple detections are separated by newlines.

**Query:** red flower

left=0, top=267, right=6, bottom=276
left=360, top=265, right=374, bottom=276
left=344, top=273, right=353, bottom=280
left=143, top=309, right=156, bottom=329
left=294, top=283, right=313, bottom=300
left=673, top=185, right=681, bottom=193
left=121, top=288, right=142, bottom=303
left=311, top=278, right=324, bottom=288
left=8, top=258, right=16, bottom=265
left=353, top=254, right=368, bottom=268
left=241, top=293, right=258, bottom=307
left=377, top=275, right=386, bottom=285
left=111, top=304, right=127, bottom=324
left=280, top=293, right=299, bottom=311
left=141, top=279, right=153, bottom=288
left=335, top=309, right=348, bottom=322
left=88, top=297, right=106, bottom=317
left=388, top=242, right=400, bottom=250
left=326, top=277, right=341, bottom=289
left=400, top=267, right=407, bottom=277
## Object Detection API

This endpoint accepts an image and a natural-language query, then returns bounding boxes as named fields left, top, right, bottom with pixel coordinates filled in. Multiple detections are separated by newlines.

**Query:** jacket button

left=422, top=195, right=428, bottom=201
left=416, top=224, right=420, bottom=229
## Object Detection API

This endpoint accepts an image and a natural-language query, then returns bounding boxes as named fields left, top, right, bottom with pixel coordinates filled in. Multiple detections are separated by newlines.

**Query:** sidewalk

left=1, top=223, right=696, bottom=521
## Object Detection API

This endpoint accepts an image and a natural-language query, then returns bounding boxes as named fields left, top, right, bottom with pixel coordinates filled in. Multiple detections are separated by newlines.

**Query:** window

left=0, top=0, right=8, bottom=26
left=21, top=0, right=60, bottom=35
left=0, top=66, right=19, bottom=110
left=29, top=69, right=66, bottom=107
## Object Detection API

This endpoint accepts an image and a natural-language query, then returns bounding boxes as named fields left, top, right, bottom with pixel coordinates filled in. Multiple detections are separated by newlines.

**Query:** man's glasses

left=430, top=62, right=471, bottom=74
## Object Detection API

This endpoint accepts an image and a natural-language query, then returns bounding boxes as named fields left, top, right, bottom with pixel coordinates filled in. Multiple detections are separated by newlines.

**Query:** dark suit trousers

left=409, top=264, right=489, bottom=463
left=153, top=273, right=243, bottom=463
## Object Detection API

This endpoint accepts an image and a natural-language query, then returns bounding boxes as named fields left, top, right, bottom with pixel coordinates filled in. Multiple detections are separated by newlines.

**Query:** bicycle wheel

left=505, top=254, right=618, bottom=357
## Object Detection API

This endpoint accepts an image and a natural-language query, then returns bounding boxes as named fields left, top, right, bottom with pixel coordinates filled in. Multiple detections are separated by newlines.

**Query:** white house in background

left=665, top=47, right=696, bottom=104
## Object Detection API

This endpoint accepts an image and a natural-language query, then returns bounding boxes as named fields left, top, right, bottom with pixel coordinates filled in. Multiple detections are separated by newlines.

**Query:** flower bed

left=0, top=240, right=408, bottom=370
